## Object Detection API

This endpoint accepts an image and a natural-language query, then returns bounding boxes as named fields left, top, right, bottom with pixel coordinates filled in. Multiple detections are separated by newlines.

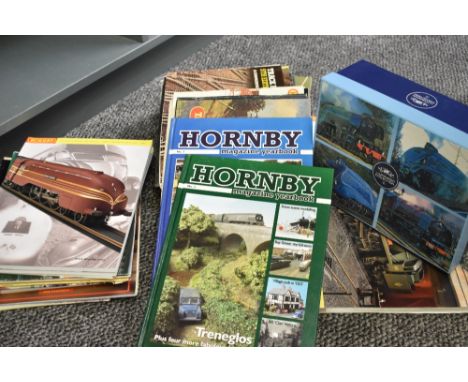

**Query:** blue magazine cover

left=152, top=117, right=315, bottom=279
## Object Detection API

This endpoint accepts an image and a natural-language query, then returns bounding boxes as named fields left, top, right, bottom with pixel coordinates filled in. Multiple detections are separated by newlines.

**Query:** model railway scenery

left=150, top=193, right=275, bottom=346
left=269, top=239, right=313, bottom=279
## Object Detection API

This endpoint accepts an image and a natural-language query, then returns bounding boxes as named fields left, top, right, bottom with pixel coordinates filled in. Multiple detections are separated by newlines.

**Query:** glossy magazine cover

left=140, top=156, right=333, bottom=347
left=0, top=138, right=152, bottom=278
left=175, top=94, right=310, bottom=120
left=152, top=116, right=314, bottom=279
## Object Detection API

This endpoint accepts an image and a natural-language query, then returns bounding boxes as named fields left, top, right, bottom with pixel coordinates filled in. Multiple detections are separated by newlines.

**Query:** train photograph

left=0, top=187, right=120, bottom=271
left=275, top=204, right=317, bottom=242
left=0, top=138, right=153, bottom=253
left=378, top=185, right=465, bottom=271
left=391, top=121, right=468, bottom=214
left=4, top=156, right=130, bottom=225
left=315, top=143, right=379, bottom=225
left=211, top=213, right=265, bottom=226
left=316, top=81, right=393, bottom=166
left=29, top=143, right=143, bottom=213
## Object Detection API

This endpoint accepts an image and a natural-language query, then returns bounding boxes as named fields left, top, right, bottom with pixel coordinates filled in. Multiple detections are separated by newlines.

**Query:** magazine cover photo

left=150, top=193, right=276, bottom=347
left=259, top=318, right=303, bottom=347
left=175, top=96, right=310, bottom=119
left=4, top=138, right=151, bottom=245
left=275, top=204, right=317, bottom=242
left=378, top=185, right=465, bottom=272
left=269, top=239, right=313, bottom=279
left=0, top=138, right=152, bottom=277
left=263, top=277, right=308, bottom=320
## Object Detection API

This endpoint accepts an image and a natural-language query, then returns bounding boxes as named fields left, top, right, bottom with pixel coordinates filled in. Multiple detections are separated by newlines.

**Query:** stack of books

left=0, top=138, right=153, bottom=310
left=141, top=65, right=334, bottom=347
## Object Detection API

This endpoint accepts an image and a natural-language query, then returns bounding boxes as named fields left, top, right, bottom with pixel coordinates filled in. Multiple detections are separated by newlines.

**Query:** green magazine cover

left=140, top=156, right=333, bottom=346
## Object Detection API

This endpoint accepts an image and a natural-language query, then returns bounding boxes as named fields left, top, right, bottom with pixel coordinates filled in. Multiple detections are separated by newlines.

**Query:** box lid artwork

left=339, top=60, right=468, bottom=135
left=315, top=60, right=468, bottom=273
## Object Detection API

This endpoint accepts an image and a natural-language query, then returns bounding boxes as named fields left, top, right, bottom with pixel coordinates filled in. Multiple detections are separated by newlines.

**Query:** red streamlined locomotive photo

left=4, top=157, right=129, bottom=224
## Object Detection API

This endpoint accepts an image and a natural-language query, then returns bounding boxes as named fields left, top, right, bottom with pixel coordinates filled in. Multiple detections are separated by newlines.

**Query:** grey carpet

left=1, top=35, right=467, bottom=346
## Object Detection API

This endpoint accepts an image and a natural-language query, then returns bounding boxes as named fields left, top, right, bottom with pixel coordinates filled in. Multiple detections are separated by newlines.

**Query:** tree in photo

left=180, top=247, right=202, bottom=269
left=178, top=204, right=216, bottom=248
left=154, top=276, right=180, bottom=337
left=191, top=260, right=229, bottom=302
left=235, top=250, right=269, bottom=295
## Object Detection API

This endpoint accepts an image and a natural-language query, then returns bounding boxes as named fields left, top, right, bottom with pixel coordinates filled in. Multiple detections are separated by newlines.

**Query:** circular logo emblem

left=372, top=162, right=399, bottom=190
left=406, top=92, right=438, bottom=109
left=189, top=106, right=206, bottom=118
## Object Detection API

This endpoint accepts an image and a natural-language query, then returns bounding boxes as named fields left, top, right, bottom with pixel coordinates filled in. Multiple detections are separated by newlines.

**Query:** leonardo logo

left=406, top=92, right=438, bottom=109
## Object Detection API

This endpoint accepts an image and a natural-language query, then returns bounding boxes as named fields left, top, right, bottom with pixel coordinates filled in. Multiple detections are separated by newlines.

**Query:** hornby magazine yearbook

left=140, top=156, right=333, bottom=347
left=152, top=116, right=314, bottom=279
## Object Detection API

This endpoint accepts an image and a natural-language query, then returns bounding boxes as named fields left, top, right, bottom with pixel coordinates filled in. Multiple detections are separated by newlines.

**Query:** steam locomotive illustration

left=318, top=107, right=387, bottom=164
left=393, top=143, right=468, bottom=212
left=327, top=159, right=377, bottom=219
left=380, top=192, right=455, bottom=259
left=211, top=213, right=264, bottom=226
left=4, top=157, right=129, bottom=224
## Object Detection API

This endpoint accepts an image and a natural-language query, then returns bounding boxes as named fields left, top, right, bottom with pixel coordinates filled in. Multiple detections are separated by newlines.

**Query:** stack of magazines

left=141, top=65, right=335, bottom=347
left=143, top=64, right=468, bottom=348
left=0, top=138, right=153, bottom=310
